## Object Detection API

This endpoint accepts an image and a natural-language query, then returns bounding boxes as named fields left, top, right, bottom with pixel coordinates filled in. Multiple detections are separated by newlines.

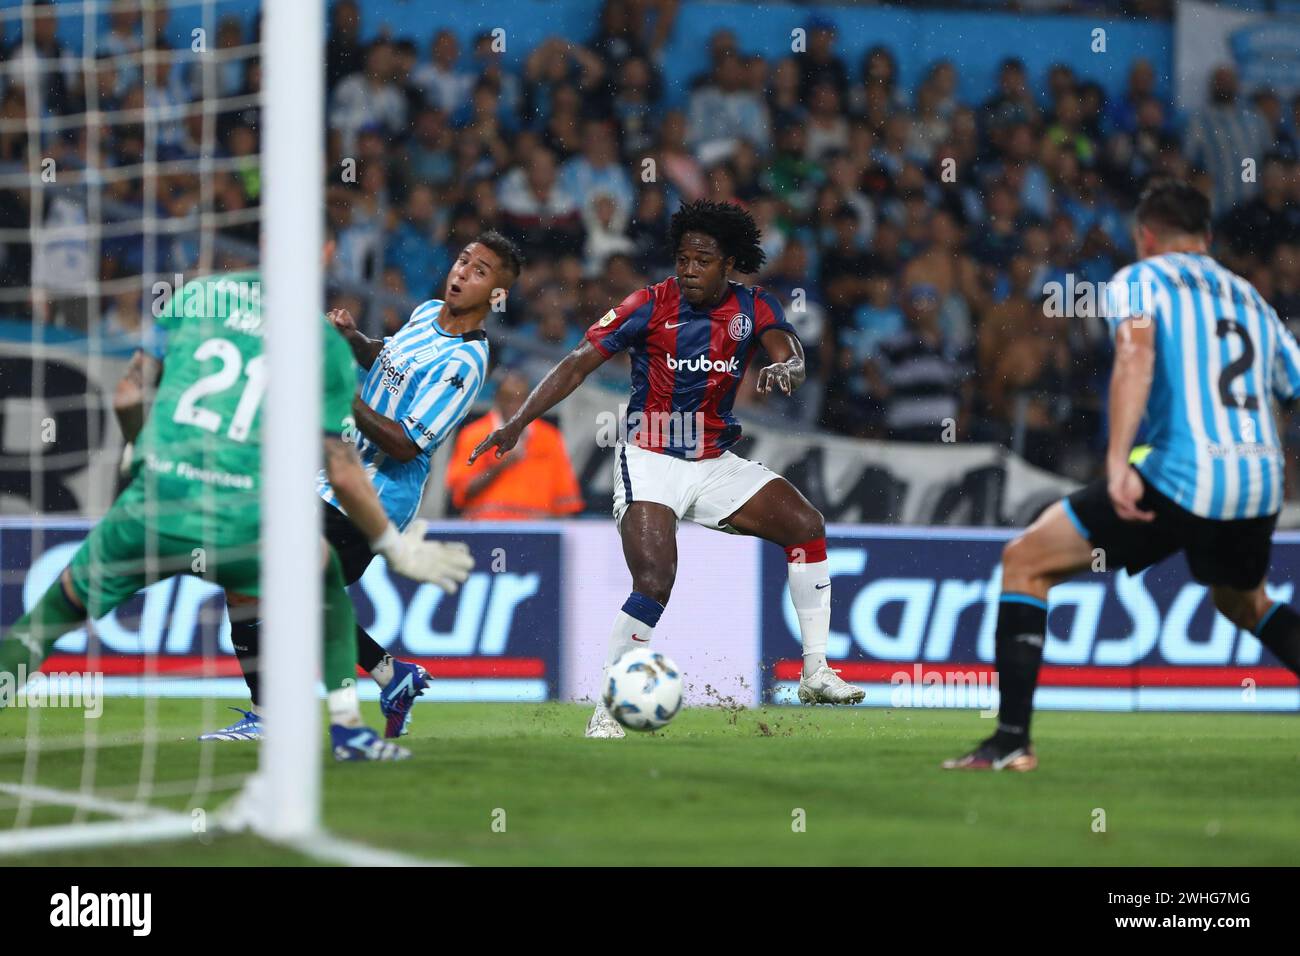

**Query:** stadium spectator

left=982, top=57, right=1040, bottom=141
left=213, top=16, right=247, bottom=98
left=805, top=83, right=850, bottom=162
left=415, top=29, right=474, bottom=117
left=1184, top=65, right=1273, bottom=214
left=497, top=147, right=583, bottom=259
left=401, top=106, right=455, bottom=191
left=329, top=40, right=407, bottom=154
left=1219, top=155, right=1300, bottom=267
left=901, top=207, right=981, bottom=351
left=102, top=8, right=142, bottom=96
left=865, top=283, right=971, bottom=443
left=560, top=119, right=635, bottom=220
left=5, top=0, right=77, bottom=118
left=626, top=186, right=673, bottom=275
left=611, top=56, right=658, bottom=156
left=325, top=0, right=364, bottom=89
left=385, top=185, right=445, bottom=300
left=799, top=16, right=848, bottom=101
left=768, top=58, right=805, bottom=120
left=1108, top=58, right=1159, bottom=135
left=581, top=192, right=636, bottom=276
left=687, top=50, right=770, bottom=161
left=468, top=30, right=524, bottom=122
left=654, top=110, right=707, bottom=202
left=446, top=370, right=585, bottom=520
left=524, top=37, right=606, bottom=126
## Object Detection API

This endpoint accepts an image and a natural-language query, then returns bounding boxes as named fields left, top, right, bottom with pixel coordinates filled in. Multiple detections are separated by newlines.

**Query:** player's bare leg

left=944, top=501, right=1095, bottom=772
left=724, top=478, right=864, bottom=704
left=587, top=501, right=678, bottom=738
left=1211, top=584, right=1300, bottom=678
left=0, top=569, right=89, bottom=683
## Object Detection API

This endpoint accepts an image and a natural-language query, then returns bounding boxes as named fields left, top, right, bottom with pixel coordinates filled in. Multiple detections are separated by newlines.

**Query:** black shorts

left=322, top=501, right=376, bottom=586
left=1063, top=475, right=1277, bottom=590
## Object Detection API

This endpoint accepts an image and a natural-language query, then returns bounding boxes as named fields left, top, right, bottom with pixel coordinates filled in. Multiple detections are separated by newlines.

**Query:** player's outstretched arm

left=755, top=329, right=806, bottom=396
left=324, top=436, right=473, bottom=591
left=113, top=349, right=163, bottom=442
left=469, top=340, right=608, bottom=463
left=328, top=308, right=385, bottom=370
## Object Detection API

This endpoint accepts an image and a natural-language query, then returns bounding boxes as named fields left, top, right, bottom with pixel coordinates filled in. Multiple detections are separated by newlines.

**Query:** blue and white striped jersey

left=1105, top=252, right=1300, bottom=521
left=317, top=299, right=489, bottom=529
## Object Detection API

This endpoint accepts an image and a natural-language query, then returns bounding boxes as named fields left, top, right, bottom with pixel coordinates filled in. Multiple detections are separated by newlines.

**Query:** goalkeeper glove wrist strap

left=369, top=522, right=402, bottom=560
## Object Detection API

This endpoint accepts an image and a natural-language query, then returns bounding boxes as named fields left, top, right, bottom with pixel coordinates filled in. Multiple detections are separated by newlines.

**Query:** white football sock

left=607, top=610, right=654, bottom=665
left=599, top=592, right=664, bottom=702
left=328, top=685, right=362, bottom=727
left=788, top=559, right=831, bottom=677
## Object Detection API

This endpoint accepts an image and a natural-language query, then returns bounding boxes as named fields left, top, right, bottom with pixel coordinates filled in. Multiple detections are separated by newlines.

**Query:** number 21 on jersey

left=172, top=338, right=267, bottom=443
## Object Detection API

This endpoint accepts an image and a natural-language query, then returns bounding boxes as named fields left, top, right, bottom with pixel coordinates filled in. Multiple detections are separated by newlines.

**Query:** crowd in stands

left=3, top=0, right=1300, bottom=487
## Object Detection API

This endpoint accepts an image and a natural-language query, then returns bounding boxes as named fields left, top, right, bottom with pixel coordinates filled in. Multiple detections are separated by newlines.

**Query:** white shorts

left=611, top=442, right=780, bottom=533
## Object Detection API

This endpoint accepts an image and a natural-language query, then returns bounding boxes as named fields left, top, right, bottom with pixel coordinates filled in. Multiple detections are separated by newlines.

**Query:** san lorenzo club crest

left=728, top=313, right=752, bottom=341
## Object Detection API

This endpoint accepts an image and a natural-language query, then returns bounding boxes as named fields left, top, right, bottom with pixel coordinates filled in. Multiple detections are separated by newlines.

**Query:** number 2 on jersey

left=172, top=338, right=268, bottom=442
left=1215, top=318, right=1259, bottom=412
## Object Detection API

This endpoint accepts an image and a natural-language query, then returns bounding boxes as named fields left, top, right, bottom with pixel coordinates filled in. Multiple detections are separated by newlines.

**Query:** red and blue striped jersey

left=585, top=276, right=797, bottom=460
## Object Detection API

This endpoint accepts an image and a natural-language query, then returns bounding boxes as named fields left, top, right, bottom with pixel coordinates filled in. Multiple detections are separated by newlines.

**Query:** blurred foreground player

left=471, top=200, right=864, bottom=738
left=1, top=268, right=474, bottom=760
left=946, top=181, right=1300, bottom=771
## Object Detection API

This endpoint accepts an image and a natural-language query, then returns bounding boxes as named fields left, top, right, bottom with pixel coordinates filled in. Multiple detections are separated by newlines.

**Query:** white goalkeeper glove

left=370, top=519, right=474, bottom=592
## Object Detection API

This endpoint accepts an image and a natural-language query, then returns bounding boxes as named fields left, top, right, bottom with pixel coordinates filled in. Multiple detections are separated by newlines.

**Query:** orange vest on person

left=446, top=411, right=584, bottom=520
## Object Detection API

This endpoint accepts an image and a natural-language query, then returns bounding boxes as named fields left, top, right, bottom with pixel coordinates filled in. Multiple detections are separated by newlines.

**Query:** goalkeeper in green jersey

left=0, top=266, right=474, bottom=761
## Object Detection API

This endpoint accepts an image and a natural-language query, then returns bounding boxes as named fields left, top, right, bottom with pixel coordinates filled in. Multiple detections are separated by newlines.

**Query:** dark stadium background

left=5, top=0, right=1298, bottom=493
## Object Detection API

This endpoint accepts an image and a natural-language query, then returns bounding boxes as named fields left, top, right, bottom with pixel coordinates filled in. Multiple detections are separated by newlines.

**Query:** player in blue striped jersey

left=1104, top=252, right=1300, bottom=520
left=208, top=231, right=521, bottom=740
left=318, top=294, right=490, bottom=528
left=946, top=181, right=1300, bottom=772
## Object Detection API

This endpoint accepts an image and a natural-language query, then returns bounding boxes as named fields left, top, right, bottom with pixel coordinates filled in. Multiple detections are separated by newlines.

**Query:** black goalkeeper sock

left=355, top=625, right=388, bottom=674
left=993, top=595, right=1048, bottom=747
left=1256, top=603, right=1300, bottom=677
left=228, top=617, right=261, bottom=707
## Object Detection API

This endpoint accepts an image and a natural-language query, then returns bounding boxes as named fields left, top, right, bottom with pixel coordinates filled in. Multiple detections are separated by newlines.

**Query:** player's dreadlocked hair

left=668, top=199, right=766, bottom=274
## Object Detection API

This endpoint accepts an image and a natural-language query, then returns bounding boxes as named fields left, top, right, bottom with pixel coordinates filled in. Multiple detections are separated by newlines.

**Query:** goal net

left=0, top=0, right=327, bottom=858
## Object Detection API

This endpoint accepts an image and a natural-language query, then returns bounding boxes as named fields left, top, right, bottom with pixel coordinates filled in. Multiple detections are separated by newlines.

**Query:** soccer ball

left=603, top=648, right=683, bottom=731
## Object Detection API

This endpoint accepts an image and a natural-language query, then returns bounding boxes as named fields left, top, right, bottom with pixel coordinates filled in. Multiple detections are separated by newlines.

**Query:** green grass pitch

left=1, top=699, right=1297, bottom=865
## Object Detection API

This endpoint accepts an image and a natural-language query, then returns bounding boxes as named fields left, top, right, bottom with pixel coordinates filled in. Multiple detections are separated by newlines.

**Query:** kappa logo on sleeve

left=445, top=373, right=465, bottom=390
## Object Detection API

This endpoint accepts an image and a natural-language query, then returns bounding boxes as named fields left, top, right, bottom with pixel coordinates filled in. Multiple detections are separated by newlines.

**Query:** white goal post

left=245, top=0, right=325, bottom=843
left=0, top=0, right=330, bottom=857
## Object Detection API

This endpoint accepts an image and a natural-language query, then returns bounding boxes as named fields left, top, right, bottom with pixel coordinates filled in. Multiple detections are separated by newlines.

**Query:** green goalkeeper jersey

left=128, top=271, right=356, bottom=546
